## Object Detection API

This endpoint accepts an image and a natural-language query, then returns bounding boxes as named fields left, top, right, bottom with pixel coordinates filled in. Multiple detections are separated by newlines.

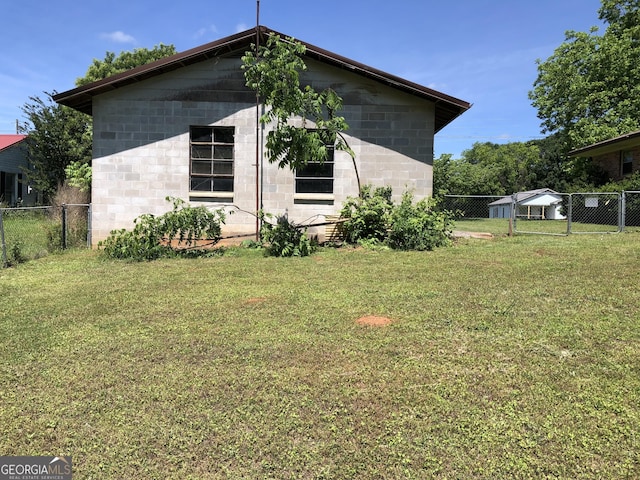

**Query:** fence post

left=511, top=194, right=516, bottom=233
left=87, top=203, right=92, bottom=248
left=567, top=194, right=573, bottom=234
left=0, top=209, right=6, bottom=267
left=620, top=192, right=626, bottom=232
left=62, top=204, right=67, bottom=250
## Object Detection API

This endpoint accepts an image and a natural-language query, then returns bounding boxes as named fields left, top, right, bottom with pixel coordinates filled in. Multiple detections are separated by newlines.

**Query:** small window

left=190, top=126, right=234, bottom=193
left=294, top=130, right=335, bottom=194
left=622, top=150, right=633, bottom=176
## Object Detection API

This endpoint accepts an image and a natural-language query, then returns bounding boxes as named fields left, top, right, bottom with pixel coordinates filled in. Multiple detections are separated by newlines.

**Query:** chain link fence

left=443, top=191, right=640, bottom=236
left=1, top=204, right=90, bottom=267
left=622, top=191, right=640, bottom=232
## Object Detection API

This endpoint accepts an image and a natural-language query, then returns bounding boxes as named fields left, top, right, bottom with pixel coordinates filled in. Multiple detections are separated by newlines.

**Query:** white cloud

left=194, top=25, right=218, bottom=39
left=100, top=31, right=137, bottom=44
left=235, top=23, right=248, bottom=33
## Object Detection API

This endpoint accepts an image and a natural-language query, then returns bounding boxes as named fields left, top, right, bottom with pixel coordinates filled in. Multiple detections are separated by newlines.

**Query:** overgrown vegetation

left=340, top=185, right=454, bottom=250
left=1, top=234, right=639, bottom=478
left=99, top=197, right=225, bottom=261
left=46, top=183, right=90, bottom=251
left=259, top=212, right=317, bottom=257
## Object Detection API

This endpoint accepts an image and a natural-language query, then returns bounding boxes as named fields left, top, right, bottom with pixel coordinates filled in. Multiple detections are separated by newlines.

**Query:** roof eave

left=53, top=25, right=471, bottom=128
left=568, top=130, right=640, bottom=157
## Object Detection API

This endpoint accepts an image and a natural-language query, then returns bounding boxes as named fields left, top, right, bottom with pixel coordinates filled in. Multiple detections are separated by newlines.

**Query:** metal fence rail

left=1, top=204, right=90, bottom=267
left=443, top=191, right=640, bottom=236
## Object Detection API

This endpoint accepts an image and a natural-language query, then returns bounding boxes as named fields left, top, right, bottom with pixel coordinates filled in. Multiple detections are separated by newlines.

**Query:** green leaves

left=530, top=1, right=640, bottom=149
left=99, top=197, right=226, bottom=261
left=259, top=212, right=316, bottom=257
left=242, top=33, right=354, bottom=172
left=339, top=185, right=454, bottom=251
left=76, top=44, right=177, bottom=86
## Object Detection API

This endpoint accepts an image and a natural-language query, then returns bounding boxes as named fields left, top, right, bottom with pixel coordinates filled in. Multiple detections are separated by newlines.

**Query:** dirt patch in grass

left=356, top=315, right=393, bottom=327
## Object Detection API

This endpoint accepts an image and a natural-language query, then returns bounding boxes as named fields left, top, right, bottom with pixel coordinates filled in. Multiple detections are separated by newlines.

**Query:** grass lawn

left=1, top=209, right=53, bottom=260
left=1, top=234, right=639, bottom=478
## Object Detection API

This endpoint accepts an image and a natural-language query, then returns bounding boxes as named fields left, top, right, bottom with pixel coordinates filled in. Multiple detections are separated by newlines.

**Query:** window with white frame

left=294, top=130, right=335, bottom=194
left=190, top=126, right=234, bottom=193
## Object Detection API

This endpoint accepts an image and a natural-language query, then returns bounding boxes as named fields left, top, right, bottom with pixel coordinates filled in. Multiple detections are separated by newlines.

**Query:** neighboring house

left=0, top=134, right=38, bottom=206
left=488, top=188, right=566, bottom=220
left=569, top=129, right=640, bottom=181
left=53, top=26, right=471, bottom=244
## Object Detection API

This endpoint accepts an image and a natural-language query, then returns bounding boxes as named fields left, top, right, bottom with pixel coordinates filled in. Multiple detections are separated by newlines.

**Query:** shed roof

left=568, top=129, right=640, bottom=158
left=53, top=26, right=471, bottom=133
left=488, top=188, right=561, bottom=206
left=0, top=134, right=27, bottom=153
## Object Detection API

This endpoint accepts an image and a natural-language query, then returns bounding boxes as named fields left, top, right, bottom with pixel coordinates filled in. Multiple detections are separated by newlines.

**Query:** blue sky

left=1, top=0, right=604, bottom=158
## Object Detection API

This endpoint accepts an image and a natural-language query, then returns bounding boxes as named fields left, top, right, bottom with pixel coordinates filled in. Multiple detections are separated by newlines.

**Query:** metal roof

left=53, top=26, right=471, bottom=133
left=0, top=134, right=27, bottom=152
left=488, top=188, right=561, bottom=206
left=568, top=129, right=640, bottom=157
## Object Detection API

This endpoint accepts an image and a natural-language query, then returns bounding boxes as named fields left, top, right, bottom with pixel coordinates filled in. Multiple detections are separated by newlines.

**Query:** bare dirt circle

left=356, top=315, right=393, bottom=327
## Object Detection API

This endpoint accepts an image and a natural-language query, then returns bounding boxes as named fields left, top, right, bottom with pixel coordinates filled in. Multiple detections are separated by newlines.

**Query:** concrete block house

left=569, top=129, right=640, bottom=181
left=54, top=26, right=471, bottom=245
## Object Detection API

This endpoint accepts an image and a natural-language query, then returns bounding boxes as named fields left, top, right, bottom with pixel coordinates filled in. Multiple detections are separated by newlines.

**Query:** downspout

left=254, top=3, right=261, bottom=241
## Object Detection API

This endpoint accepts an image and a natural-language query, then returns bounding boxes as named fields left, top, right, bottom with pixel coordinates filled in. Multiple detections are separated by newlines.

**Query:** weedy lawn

left=1, top=234, right=639, bottom=478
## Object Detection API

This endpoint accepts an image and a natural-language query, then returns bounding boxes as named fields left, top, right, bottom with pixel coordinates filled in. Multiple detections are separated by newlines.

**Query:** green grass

left=1, top=235, right=640, bottom=478
left=455, top=217, right=624, bottom=235
left=1, top=210, right=53, bottom=260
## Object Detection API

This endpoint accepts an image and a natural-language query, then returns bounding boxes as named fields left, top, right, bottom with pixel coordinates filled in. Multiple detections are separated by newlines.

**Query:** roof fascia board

left=53, top=25, right=471, bottom=130
left=569, top=130, right=640, bottom=157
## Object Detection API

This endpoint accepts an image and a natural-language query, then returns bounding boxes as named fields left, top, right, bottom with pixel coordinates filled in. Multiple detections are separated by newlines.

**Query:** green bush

left=99, top=197, right=225, bottom=261
left=340, top=185, right=455, bottom=251
left=260, top=213, right=316, bottom=257
left=388, top=192, right=454, bottom=251
left=339, top=185, right=394, bottom=243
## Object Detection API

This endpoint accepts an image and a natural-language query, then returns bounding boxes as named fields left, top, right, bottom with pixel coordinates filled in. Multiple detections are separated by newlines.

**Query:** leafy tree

left=433, top=141, right=541, bottom=196
left=242, top=33, right=359, bottom=190
left=20, top=45, right=177, bottom=201
left=529, top=0, right=640, bottom=149
left=77, top=44, right=177, bottom=86
left=20, top=95, right=92, bottom=202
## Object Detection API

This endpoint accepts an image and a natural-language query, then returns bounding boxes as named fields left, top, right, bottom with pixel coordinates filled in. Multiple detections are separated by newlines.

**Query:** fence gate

left=513, top=192, right=571, bottom=236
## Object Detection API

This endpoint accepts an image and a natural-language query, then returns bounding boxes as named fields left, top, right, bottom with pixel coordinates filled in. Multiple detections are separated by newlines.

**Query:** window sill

left=189, top=192, right=234, bottom=203
left=294, top=193, right=335, bottom=205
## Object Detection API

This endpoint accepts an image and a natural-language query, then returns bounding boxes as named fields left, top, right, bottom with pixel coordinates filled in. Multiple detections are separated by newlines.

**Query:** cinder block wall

left=91, top=56, right=435, bottom=244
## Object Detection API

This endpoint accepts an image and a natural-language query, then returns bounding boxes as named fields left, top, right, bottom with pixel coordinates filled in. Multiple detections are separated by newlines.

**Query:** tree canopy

left=434, top=141, right=543, bottom=197
left=76, top=44, right=177, bottom=86
left=529, top=0, right=640, bottom=149
left=20, top=45, right=176, bottom=200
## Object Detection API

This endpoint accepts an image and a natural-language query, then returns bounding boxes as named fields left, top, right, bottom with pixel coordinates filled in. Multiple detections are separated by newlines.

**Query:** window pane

left=214, top=127, right=235, bottom=143
left=190, top=177, right=213, bottom=191
left=297, top=162, right=333, bottom=177
left=296, top=179, right=333, bottom=194
left=213, top=178, right=234, bottom=192
left=192, top=160, right=212, bottom=174
left=192, top=145, right=212, bottom=159
left=214, top=145, right=233, bottom=159
left=213, top=161, right=233, bottom=175
left=191, top=127, right=212, bottom=143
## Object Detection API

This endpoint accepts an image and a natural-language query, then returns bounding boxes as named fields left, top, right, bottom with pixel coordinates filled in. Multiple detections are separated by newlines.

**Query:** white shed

left=488, top=189, right=566, bottom=220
